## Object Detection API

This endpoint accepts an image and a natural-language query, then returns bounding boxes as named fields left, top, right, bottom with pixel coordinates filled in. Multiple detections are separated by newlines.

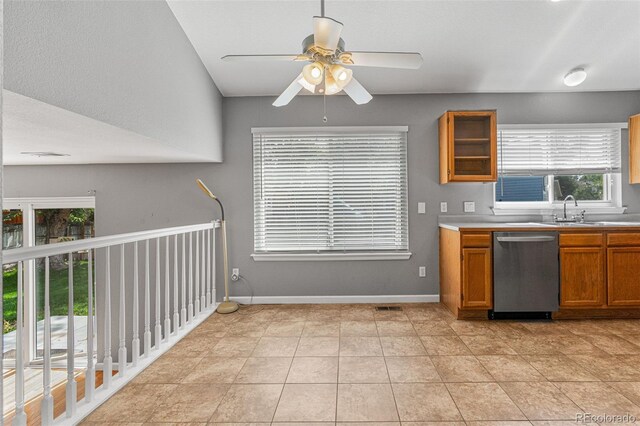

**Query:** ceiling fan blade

left=342, top=51, right=423, bottom=69
left=342, top=77, right=372, bottom=105
left=313, top=16, right=343, bottom=53
left=273, top=73, right=305, bottom=107
left=221, top=54, right=307, bottom=62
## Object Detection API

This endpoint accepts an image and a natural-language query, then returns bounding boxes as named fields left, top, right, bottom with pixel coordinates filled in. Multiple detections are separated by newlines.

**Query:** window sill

left=491, top=206, right=627, bottom=216
left=251, top=252, right=412, bottom=261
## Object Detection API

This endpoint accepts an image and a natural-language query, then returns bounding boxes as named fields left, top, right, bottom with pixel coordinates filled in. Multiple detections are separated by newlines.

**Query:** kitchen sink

left=503, top=222, right=556, bottom=227
left=585, top=221, right=640, bottom=226
left=503, top=221, right=640, bottom=227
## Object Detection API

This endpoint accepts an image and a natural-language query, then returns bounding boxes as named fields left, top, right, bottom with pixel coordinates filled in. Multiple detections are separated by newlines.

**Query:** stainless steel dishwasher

left=493, top=232, right=559, bottom=317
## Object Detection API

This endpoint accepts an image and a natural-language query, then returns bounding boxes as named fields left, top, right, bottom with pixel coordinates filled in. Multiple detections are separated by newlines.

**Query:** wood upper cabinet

left=439, top=110, right=497, bottom=184
left=461, top=247, right=493, bottom=309
left=630, top=113, right=640, bottom=184
left=607, top=232, right=640, bottom=306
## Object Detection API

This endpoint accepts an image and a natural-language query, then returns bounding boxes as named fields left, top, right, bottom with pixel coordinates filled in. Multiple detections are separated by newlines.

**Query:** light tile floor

left=82, top=303, right=640, bottom=425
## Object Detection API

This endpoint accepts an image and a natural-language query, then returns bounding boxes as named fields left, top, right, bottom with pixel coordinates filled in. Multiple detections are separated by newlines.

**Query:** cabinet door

left=449, top=111, right=497, bottom=183
left=608, top=247, right=640, bottom=306
left=461, top=248, right=492, bottom=309
left=560, top=247, right=605, bottom=307
left=630, top=113, right=640, bottom=184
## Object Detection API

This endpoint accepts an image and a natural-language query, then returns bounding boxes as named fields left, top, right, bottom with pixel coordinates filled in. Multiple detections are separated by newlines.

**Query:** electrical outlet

left=463, top=201, right=476, bottom=213
left=231, top=268, right=240, bottom=282
left=440, top=202, right=448, bottom=213
left=418, top=202, right=426, bottom=214
left=419, top=266, right=426, bottom=277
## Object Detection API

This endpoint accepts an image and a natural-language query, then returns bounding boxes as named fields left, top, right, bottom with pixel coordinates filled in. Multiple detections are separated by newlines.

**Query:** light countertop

left=439, top=221, right=640, bottom=232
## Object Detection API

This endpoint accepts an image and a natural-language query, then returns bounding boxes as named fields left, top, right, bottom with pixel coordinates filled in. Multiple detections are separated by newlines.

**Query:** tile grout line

left=335, top=314, right=341, bottom=423
left=269, top=335, right=300, bottom=423
left=415, top=315, right=468, bottom=423
left=204, top=327, right=249, bottom=424
left=381, top=345, right=404, bottom=423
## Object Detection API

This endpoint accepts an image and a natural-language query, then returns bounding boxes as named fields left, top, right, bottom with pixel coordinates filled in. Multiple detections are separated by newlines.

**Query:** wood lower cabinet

left=608, top=247, right=640, bottom=306
left=440, top=227, right=640, bottom=319
left=559, top=233, right=606, bottom=308
left=560, top=247, right=606, bottom=307
left=461, top=248, right=492, bottom=309
left=440, top=228, right=492, bottom=318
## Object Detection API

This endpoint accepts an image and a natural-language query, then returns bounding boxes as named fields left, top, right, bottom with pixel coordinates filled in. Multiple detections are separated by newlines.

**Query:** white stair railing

left=2, top=221, right=219, bottom=425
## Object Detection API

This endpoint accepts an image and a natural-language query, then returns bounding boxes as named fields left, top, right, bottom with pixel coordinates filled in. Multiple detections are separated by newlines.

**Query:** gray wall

left=4, top=0, right=223, bottom=161
left=5, top=91, right=640, bottom=302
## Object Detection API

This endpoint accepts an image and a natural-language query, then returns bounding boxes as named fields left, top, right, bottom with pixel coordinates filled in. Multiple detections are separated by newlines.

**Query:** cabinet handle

left=496, top=236, right=556, bottom=243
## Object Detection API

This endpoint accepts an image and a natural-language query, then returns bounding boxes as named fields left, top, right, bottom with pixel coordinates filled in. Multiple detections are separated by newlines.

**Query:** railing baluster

left=188, top=232, right=194, bottom=322
left=195, top=231, right=200, bottom=316
left=132, top=242, right=140, bottom=367
left=164, top=237, right=170, bottom=340
left=155, top=238, right=162, bottom=348
left=211, top=228, right=216, bottom=306
left=206, top=229, right=212, bottom=308
left=41, top=256, right=54, bottom=424
left=144, top=240, right=151, bottom=356
left=118, top=245, right=127, bottom=377
left=1, top=223, right=218, bottom=425
left=86, top=249, right=95, bottom=402
left=180, top=233, right=186, bottom=328
left=103, top=248, right=113, bottom=389
left=173, top=235, right=179, bottom=334
left=13, top=261, right=26, bottom=425
left=66, top=252, right=77, bottom=417
left=201, top=230, right=206, bottom=310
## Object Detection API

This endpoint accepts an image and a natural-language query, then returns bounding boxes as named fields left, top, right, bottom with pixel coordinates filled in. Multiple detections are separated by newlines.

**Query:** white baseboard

left=229, top=294, right=440, bottom=305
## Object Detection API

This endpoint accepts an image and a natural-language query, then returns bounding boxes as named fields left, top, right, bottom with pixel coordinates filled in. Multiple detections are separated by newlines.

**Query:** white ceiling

left=4, top=91, right=208, bottom=165
left=168, top=0, right=640, bottom=97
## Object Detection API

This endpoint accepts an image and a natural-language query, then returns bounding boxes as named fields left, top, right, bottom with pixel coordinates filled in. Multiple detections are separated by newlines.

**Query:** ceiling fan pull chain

left=323, top=91, right=328, bottom=123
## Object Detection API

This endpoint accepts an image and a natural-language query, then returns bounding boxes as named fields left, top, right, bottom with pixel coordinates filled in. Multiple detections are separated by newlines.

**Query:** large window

left=253, top=127, right=409, bottom=258
left=494, top=125, right=623, bottom=211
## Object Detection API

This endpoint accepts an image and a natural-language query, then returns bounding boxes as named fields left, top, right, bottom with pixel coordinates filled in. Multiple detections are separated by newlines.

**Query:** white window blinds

left=253, top=127, right=409, bottom=253
left=498, top=126, right=622, bottom=176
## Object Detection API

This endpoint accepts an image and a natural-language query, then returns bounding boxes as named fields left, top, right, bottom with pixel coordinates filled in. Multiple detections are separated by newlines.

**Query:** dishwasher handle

left=496, top=236, right=556, bottom=243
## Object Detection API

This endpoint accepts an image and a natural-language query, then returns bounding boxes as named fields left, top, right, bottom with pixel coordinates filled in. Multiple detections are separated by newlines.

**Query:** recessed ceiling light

left=21, top=151, right=70, bottom=157
left=563, top=68, right=587, bottom=87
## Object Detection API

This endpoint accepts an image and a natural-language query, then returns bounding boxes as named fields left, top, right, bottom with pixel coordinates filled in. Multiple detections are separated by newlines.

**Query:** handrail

left=2, top=220, right=220, bottom=424
left=3, top=221, right=220, bottom=264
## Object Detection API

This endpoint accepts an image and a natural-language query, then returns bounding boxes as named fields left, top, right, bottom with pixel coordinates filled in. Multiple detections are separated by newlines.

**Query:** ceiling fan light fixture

left=563, top=68, right=587, bottom=87
left=329, top=64, right=353, bottom=87
left=303, top=62, right=324, bottom=85
left=324, top=73, right=342, bottom=95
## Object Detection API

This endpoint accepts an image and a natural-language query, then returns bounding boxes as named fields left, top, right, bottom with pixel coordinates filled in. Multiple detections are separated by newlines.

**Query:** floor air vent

left=375, top=306, right=403, bottom=311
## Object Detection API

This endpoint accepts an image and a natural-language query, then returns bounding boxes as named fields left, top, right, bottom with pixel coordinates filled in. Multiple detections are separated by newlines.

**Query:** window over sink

left=493, top=124, right=624, bottom=214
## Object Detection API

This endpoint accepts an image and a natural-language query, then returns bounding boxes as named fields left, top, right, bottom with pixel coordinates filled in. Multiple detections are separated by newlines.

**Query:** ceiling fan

left=221, top=0, right=423, bottom=107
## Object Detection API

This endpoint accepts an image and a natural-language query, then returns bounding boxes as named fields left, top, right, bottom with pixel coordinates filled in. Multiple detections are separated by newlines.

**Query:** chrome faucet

left=563, top=195, right=578, bottom=220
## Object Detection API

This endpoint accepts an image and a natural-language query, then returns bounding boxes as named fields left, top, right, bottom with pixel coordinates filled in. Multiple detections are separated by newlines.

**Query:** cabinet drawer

left=559, top=233, right=604, bottom=247
left=607, top=233, right=640, bottom=247
left=461, top=233, right=491, bottom=248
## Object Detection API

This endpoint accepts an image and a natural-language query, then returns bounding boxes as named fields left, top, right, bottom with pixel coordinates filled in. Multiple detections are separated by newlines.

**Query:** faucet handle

left=579, top=209, right=586, bottom=223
